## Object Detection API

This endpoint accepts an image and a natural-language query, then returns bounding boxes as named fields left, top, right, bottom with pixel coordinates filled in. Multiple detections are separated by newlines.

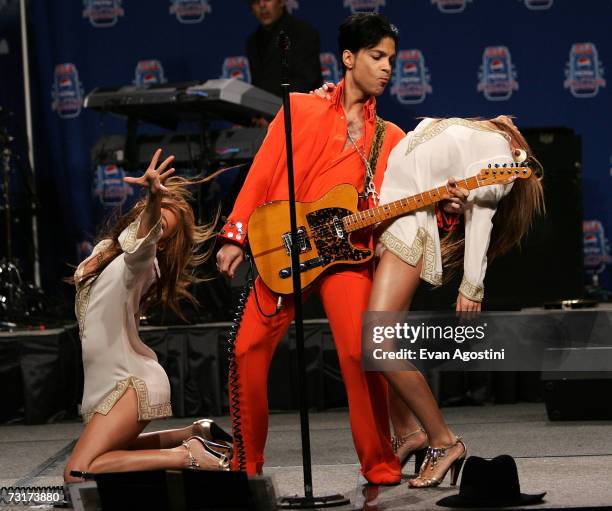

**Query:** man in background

left=246, top=0, right=322, bottom=97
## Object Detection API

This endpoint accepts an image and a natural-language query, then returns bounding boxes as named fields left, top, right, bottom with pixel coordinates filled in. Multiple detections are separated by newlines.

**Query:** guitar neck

left=343, top=176, right=483, bottom=233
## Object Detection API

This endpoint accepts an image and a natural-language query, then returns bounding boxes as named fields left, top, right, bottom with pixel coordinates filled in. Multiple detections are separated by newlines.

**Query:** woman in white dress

left=64, top=149, right=231, bottom=482
left=370, top=116, right=544, bottom=487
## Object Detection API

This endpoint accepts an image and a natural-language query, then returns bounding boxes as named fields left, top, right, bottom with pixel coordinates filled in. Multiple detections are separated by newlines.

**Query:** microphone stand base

left=278, top=493, right=350, bottom=509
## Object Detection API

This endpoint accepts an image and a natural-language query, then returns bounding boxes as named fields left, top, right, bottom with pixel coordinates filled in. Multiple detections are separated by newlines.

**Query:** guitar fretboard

left=342, top=176, right=483, bottom=233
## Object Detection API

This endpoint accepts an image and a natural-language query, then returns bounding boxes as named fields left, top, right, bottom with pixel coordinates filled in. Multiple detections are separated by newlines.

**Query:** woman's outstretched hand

left=123, top=148, right=176, bottom=195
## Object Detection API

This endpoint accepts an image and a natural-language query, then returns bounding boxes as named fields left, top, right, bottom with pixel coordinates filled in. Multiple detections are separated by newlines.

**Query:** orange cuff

left=218, top=218, right=247, bottom=246
left=436, top=207, right=460, bottom=233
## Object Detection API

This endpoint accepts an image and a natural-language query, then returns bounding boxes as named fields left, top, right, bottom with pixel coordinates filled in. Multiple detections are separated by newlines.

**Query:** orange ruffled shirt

left=219, top=80, right=406, bottom=247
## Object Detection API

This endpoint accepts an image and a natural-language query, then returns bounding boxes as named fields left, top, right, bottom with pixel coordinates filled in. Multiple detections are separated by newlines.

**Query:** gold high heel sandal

left=192, top=419, right=233, bottom=444
left=182, top=436, right=230, bottom=471
left=409, top=437, right=466, bottom=488
left=392, top=428, right=428, bottom=474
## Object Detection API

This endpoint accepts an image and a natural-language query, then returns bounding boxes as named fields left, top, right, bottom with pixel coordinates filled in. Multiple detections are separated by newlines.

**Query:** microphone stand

left=276, top=31, right=349, bottom=509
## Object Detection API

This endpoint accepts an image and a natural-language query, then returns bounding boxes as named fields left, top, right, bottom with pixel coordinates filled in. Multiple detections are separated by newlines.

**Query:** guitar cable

left=226, top=272, right=251, bottom=472
left=226, top=252, right=281, bottom=472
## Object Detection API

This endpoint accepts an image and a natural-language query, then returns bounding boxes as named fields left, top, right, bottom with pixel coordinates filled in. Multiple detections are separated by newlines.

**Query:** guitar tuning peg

left=488, top=164, right=492, bottom=168
left=503, top=163, right=507, bottom=167
left=494, top=164, right=499, bottom=168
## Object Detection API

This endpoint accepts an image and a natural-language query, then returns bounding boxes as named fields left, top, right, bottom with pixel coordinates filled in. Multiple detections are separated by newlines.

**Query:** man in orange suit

left=217, top=13, right=460, bottom=483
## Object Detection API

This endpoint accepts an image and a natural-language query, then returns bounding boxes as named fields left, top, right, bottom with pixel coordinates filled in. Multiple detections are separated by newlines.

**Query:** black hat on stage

left=436, top=455, right=546, bottom=508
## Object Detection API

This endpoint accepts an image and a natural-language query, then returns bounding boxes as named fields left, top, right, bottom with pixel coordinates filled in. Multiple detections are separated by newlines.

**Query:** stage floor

left=1, top=403, right=611, bottom=510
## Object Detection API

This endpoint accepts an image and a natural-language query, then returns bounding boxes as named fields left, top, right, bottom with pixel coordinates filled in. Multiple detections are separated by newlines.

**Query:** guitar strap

left=364, top=116, right=387, bottom=205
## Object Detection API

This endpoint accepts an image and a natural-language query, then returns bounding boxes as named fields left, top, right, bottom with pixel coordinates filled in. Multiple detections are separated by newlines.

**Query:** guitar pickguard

left=306, top=207, right=372, bottom=266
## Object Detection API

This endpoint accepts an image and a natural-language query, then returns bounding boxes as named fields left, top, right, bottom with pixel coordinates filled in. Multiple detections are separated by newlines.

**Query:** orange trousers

left=229, top=267, right=401, bottom=484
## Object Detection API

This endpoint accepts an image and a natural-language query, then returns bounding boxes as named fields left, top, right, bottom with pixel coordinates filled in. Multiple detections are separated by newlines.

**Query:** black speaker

left=542, top=371, right=612, bottom=421
left=485, top=127, right=584, bottom=308
left=413, top=126, right=584, bottom=311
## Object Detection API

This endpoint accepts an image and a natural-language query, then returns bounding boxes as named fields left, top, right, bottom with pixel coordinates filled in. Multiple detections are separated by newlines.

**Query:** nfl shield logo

left=564, top=42, right=606, bottom=98
left=432, top=0, right=473, bottom=14
left=343, top=0, right=386, bottom=14
left=583, top=220, right=611, bottom=274
left=83, top=0, right=124, bottom=28
left=134, top=60, right=167, bottom=86
left=477, top=46, right=519, bottom=101
left=320, top=53, right=340, bottom=85
left=523, top=0, right=554, bottom=9
left=221, top=56, right=251, bottom=83
left=169, top=0, right=211, bottom=24
left=390, top=50, right=432, bottom=105
left=51, top=63, right=84, bottom=119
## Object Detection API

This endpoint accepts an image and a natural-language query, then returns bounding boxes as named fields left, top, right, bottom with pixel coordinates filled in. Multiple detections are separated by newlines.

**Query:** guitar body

left=248, top=184, right=373, bottom=294
left=247, top=164, right=530, bottom=294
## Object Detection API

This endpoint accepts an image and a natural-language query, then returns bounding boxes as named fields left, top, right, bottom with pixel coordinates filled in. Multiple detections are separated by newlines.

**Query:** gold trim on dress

left=405, top=118, right=510, bottom=156
left=81, top=376, right=172, bottom=424
left=459, top=275, right=484, bottom=302
left=118, top=215, right=163, bottom=254
left=74, top=239, right=113, bottom=334
left=380, top=228, right=443, bottom=286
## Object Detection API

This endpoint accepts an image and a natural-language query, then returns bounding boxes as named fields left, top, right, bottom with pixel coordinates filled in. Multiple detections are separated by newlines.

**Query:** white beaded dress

left=74, top=214, right=172, bottom=423
left=379, top=118, right=515, bottom=302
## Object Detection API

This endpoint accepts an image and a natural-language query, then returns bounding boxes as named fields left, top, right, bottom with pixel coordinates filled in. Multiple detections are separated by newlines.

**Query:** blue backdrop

left=5, top=0, right=612, bottom=298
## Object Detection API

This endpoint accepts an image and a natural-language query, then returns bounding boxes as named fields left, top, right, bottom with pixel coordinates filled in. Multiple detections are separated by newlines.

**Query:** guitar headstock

left=478, top=162, right=532, bottom=185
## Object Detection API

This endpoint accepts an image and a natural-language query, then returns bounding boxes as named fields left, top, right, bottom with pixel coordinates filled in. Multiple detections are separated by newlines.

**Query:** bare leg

left=388, top=387, right=421, bottom=438
left=130, top=419, right=231, bottom=450
left=129, top=425, right=193, bottom=450
left=369, top=251, right=465, bottom=484
left=63, top=389, right=219, bottom=482
left=388, top=386, right=427, bottom=465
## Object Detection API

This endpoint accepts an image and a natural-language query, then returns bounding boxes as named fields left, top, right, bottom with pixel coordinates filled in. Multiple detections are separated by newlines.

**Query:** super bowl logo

left=221, top=56, right=251, bottom=83
left=564, top=43, right=606, bottom=98
left=82, top=0, right=124, bottom=28
left=285, top=0, right=299, bottom=13
left=390, top=50, right=432, bottom=105
left=477, top=46, right=518, bottom=101
left=583, top=220, right=611, bottom=274
left=522, top=0, right=554, bottom=9
left=93, top=164, right=134, bottom=207
left=51, top=63, right=84, bottom=119
left=343, top=0, right=385, bottom=14
left=169, top=0, right=211, bottom=24
left=134, top=60, right=167, bottom=86
left=432, top=0, right=473, bottom=14
left=320, top=53, right=340, bottom=85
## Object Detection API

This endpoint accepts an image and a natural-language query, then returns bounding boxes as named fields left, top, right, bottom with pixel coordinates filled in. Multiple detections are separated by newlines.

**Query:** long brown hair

left=69, top=174, right=221, bottom=320
left=440, top=117, right=545, bottom=280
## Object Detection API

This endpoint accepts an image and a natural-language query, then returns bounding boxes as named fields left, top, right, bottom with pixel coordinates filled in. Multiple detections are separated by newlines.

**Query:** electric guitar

left=248, top=164, right=532, bottom=294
